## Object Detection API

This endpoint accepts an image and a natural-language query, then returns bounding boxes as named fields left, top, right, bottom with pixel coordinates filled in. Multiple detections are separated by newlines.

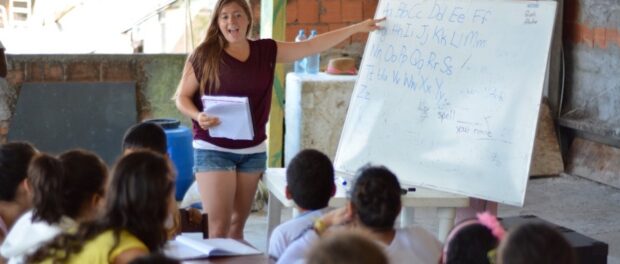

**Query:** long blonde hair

left=190, top=0, right=253, bottom=94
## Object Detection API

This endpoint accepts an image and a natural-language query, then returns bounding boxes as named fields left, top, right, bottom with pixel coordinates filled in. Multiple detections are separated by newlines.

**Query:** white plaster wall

left=284, top=72, right=357, bottom=165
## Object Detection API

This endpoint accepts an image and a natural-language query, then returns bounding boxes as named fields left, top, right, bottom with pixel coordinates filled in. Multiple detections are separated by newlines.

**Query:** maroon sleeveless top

left=191, top=39, right=277, bottom=149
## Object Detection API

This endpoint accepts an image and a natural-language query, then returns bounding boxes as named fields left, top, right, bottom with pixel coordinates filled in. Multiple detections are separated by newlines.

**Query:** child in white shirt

left=0, top=142, right=36, bottom=245
left=0, top=150, right=107, bottom=264
left=268, top=149, right=336, bottom=260
left=278, top=165, right=442, bottom=264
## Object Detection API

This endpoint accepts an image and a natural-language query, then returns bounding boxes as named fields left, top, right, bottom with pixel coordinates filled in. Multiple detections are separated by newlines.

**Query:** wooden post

left=260, top=0, right=287, bottom=167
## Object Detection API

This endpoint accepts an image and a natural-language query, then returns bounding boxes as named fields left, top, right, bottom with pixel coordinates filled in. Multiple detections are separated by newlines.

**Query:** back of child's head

left=350, top=165, right=401, bottom=230
left=307, top=230, right=388, bottom=264
left=28, top=149, right=108, bottom=223
left=443, top=212, right=504, bottom=264
left=0, top=142, right=36, bottom=202
left=286, top=149, right=334, bottom=210
left=105, top=150, right=174, bottom=250
left=122, top=122, right=167, bottom=155
left=498, top=222, right=576, bottom=264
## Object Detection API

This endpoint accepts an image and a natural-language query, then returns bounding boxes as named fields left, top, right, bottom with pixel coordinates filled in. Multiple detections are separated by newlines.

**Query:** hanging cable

left=185, top=0, right=194, bottom=52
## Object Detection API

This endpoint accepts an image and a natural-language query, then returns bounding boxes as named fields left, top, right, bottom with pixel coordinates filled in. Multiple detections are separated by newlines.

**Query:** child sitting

left=278, top=165, right=442, bottom=264
left=1, top=150, right=108, bottom=264
left=268, top=149, right=336, bottom=260
left=442, top=212, right=505, bottom=264
left=0, top=142, right=37, bottom=244
left=498, top=222, right=576, bottom=264
left=122, top=121, right=180, bottom=238
left=307, top=230, right=388, bottom=264
left=27, top=151, right=176, bottom=264
left=122, top=122, right=167, bottom=155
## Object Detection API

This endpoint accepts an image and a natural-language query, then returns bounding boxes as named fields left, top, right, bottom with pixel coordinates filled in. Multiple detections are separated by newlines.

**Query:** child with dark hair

left=306, top=230, right=388, bottom=264
left=122, top=122, right=181, bottom=239
left=122, top=121, right=181, bottom=238
left=122, top=122, right=168, bottom=155
left=442, top=212, right=505, bottom=264
left=278, top=165, right=442, bottom=264
left=268, top=149, right=335, bottom=260
left=27, top=151, right=176, bottom=264
left=1, top=149, right=108, bottom=263
left=0, top=142, right=37, bottom=244
left=498, top=222, right=577, bottom=264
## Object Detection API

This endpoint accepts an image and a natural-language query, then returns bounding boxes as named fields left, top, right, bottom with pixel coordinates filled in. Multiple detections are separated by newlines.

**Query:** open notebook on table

left=165, top=233, right=262, bottom=260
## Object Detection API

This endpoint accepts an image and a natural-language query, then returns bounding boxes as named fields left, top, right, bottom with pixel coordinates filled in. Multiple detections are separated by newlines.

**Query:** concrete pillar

left=260, top=0, right=287, bottom=167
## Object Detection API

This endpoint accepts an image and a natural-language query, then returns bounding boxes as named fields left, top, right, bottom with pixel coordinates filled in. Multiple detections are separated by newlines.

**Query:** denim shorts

left=193, top=149, right=267, bottom=173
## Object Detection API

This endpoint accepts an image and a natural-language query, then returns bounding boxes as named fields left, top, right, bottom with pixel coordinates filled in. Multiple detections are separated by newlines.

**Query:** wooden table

left=184, top=254, right=274, bottom=264
left=263, top=168, right=469, bottom=249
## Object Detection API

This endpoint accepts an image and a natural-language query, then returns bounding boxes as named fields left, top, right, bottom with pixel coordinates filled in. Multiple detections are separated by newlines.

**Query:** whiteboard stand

left=334, top=0, right=558, bottom=206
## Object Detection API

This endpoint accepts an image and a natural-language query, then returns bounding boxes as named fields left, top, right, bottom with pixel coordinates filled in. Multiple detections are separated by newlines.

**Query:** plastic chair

left=179, top=208, right=208, bottom=239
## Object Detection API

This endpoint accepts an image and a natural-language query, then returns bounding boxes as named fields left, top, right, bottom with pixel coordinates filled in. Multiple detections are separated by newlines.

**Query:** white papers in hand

left=164, top=233, right=262, bottom=260
left=201, top=96, right=254, bottom=140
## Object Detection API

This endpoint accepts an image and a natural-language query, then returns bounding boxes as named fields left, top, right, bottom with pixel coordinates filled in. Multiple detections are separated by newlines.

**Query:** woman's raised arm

left=275, top=17, right=386, bottom=63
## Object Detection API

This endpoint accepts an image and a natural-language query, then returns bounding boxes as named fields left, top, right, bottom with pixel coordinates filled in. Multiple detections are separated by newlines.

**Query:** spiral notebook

left=201, top=96, right=254, bottom=140
left=165, top=233, right=262, bottom=260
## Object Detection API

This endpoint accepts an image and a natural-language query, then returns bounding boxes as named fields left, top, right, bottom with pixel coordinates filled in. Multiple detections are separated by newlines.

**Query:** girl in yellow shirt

left=28, top=151, right=176, bottom=264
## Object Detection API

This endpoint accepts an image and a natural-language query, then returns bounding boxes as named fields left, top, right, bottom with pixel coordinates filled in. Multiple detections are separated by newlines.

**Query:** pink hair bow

left=476, top=212, right=506, bottom=240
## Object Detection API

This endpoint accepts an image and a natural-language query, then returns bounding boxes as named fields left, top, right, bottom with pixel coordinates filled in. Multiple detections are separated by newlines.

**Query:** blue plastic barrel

left=146, top=118, right=193, bottom=200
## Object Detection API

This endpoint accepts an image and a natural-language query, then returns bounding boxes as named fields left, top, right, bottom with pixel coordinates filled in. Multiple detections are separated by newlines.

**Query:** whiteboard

left=334, top=0, right=557, bottom=206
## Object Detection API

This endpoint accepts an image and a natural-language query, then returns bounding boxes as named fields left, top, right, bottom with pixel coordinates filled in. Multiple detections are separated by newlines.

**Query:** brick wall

left=558, top=0, right=620, bottom=185
left=285, top=0, right=379, bottom=67
left=1, top=54, right=187, bottom=143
